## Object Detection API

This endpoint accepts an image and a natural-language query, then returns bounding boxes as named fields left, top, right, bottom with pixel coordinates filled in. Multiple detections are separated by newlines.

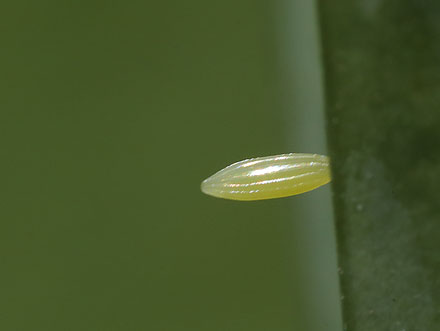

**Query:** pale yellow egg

left=201, top=153, right=331, bottom=201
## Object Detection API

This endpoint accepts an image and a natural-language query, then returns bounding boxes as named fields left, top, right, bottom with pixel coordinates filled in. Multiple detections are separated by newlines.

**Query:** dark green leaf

left=319, top=1, right=440, bottom=330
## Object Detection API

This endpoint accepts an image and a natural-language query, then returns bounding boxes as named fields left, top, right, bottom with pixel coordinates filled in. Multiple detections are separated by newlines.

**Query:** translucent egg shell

left=201, top=153, right=331, bottom=201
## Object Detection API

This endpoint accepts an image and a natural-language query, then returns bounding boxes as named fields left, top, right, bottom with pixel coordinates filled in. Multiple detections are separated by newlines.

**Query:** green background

left=1, top=1, right=341, bottom=330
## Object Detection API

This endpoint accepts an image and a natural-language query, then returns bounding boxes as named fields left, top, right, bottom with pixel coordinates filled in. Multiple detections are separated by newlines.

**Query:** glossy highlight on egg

left=201, top=153, right=331, bottom=201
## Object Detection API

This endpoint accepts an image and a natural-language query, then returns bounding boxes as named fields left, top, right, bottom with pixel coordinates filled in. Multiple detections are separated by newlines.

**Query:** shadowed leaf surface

left=319, top=1, right=440, bottom=330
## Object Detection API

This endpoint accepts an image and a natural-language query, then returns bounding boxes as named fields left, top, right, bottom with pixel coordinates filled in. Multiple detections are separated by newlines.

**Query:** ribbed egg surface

left=201, top=153, right=331, bottom=201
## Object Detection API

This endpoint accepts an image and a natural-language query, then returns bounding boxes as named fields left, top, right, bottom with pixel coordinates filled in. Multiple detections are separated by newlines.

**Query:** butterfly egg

left=201, top=153, right=331, bottom=201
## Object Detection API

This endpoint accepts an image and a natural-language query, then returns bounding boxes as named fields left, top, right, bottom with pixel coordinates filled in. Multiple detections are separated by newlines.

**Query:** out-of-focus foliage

left=1, top=0, right=341, bottom=330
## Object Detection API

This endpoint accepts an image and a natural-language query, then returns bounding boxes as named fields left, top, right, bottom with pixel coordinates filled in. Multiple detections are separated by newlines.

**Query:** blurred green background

left=1, top=1, right=340, bottom=330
